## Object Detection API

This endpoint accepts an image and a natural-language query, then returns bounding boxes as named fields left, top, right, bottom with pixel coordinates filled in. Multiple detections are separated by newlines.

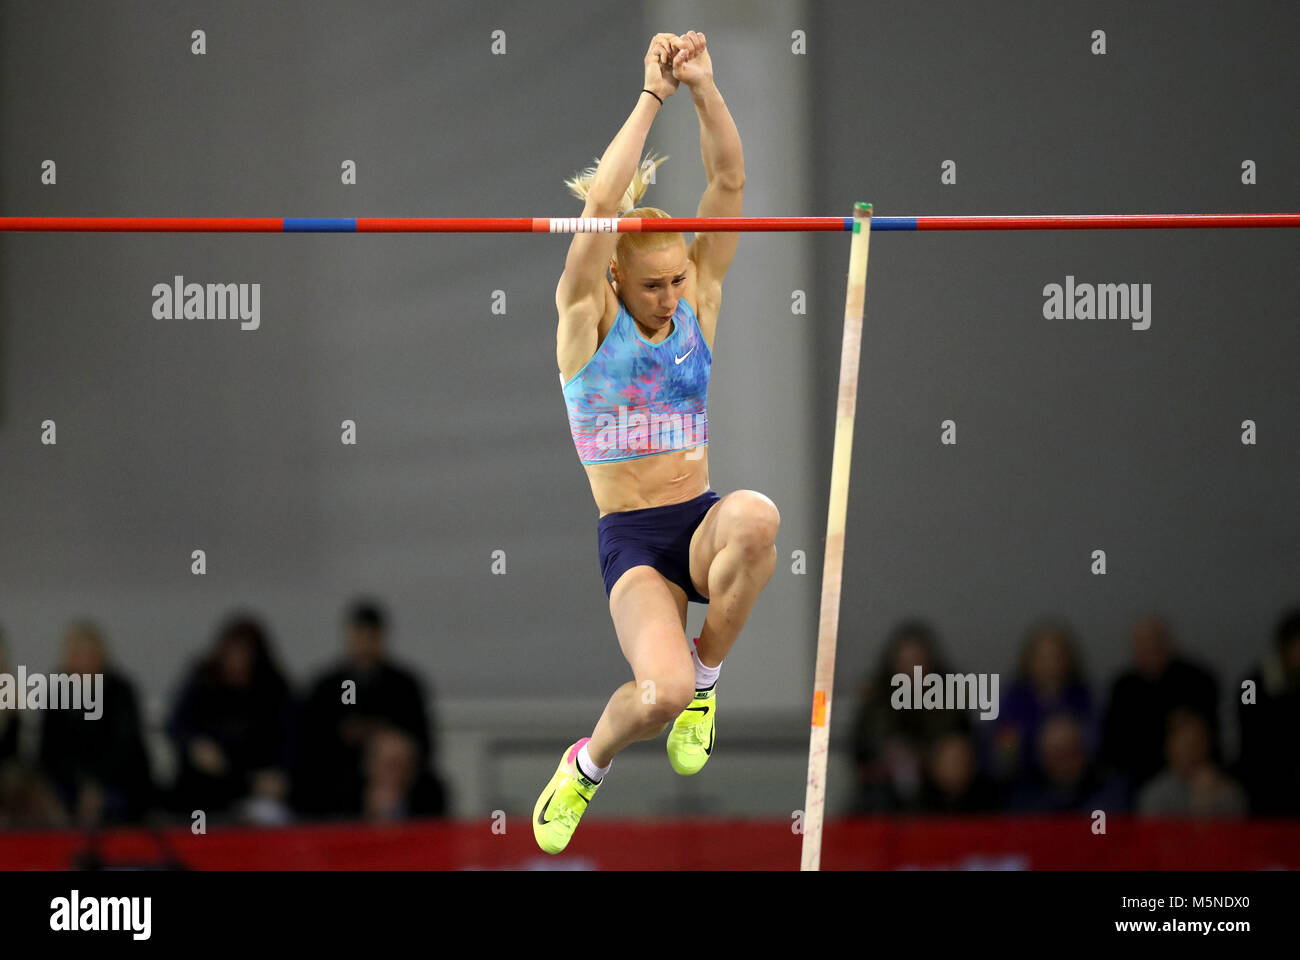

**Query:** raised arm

left=554, top=33, right=682, bottom=319
left=674, top=33, right=745, bottom=316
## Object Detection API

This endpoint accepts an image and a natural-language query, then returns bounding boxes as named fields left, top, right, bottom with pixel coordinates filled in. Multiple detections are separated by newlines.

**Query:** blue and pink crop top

left=560, top=297, right=711, bottom=465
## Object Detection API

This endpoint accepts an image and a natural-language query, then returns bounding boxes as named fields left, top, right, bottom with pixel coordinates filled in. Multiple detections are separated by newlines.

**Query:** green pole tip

left=854, top=201, right=873, bottom=213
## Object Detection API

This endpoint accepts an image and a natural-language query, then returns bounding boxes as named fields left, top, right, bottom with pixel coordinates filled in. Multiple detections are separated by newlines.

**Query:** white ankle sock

left=691, top=638, right=722, bottom=691
left=576, top=742, right=610, bottom=783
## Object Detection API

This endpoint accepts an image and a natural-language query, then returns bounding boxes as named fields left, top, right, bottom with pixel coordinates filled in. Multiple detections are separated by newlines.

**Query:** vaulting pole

left=801, top=201, right=873, bottom=871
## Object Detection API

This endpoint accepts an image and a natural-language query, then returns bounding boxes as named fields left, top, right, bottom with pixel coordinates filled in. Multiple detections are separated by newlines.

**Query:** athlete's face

left=612, top=242, right=688, bottom=331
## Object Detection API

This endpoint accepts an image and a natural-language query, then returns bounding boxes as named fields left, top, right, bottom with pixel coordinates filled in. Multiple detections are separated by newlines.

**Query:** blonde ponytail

left=561, top=150, right=684, bottom=265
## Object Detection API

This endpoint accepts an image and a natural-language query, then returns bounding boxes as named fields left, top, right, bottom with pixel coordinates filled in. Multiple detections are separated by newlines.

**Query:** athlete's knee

left=638, top=678, right=694, bottom=726
left=719, top=491, right=780, bottom=552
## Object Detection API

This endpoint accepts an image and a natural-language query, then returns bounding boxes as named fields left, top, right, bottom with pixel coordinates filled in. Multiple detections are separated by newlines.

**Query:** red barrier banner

left=2, top=817, right=1297, bottom=870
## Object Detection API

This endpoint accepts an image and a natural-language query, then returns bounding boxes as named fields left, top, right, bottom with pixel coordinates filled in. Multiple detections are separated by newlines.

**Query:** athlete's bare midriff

left=585, top=447, right=710, bottom=517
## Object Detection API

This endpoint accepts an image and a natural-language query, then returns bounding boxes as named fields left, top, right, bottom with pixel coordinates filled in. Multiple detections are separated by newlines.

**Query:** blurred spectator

left=36, top=619, right=154, bottom=825
left=292, top=599, right=446, bottom=819
left=2, top=626, right=65, bottom=829
left=1235, top=606, right=1300, bottom=815
left=0, top=762, right=67, bottom=830
left=0, top=628, right=19, bottom=768
left=849, top=619, right=971, bottom=813
left=990, top=618, right=1095, bottom=784
left=167, top=612, right=295, bottom=823
left=1008, top=713, right=1128, bottom=813
left=2, top=627, right=59, bottom=830
left=916, top=731, right=1001, bottom=814
left=1138, top=708, right=1247, bottom=817
left=361, top=724, right=444, bottom=821
left=1100, top=616, right=1219, bottom=798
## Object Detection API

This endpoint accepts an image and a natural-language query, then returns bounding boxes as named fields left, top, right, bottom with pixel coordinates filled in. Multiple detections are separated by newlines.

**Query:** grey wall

left=0, top=0, right=816, bottom=723
left=1, top=0, right=1297, bottom=762
left=809, top=0, right=1300, bottom=727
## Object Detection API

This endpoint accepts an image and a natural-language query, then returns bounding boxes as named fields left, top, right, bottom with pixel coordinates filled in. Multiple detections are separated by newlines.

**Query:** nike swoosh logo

left=674, top=347, right=694, bottom=364
left=685, top=706, right=714, bottom=756
left=537, top=788, right=556, bottom=826
left=537, top=782, right=590, bottom=826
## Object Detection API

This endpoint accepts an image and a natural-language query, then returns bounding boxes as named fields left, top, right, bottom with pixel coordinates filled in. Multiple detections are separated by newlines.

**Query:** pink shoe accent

left=566, top=737, right=591, bottom=766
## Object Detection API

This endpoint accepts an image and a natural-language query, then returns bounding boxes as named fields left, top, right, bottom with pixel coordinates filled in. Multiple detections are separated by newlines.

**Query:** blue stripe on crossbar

left=872, top=217, right=917, bottom=230
left=284, top=218, right=357, bottom=232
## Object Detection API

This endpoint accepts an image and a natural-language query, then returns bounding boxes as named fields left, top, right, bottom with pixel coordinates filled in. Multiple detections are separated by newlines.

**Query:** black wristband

left=642, top=88, right=664, bottom=105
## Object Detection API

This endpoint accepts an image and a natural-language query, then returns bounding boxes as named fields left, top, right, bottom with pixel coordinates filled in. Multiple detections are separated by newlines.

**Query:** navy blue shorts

left=597, top=489, right=721, bottom=603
